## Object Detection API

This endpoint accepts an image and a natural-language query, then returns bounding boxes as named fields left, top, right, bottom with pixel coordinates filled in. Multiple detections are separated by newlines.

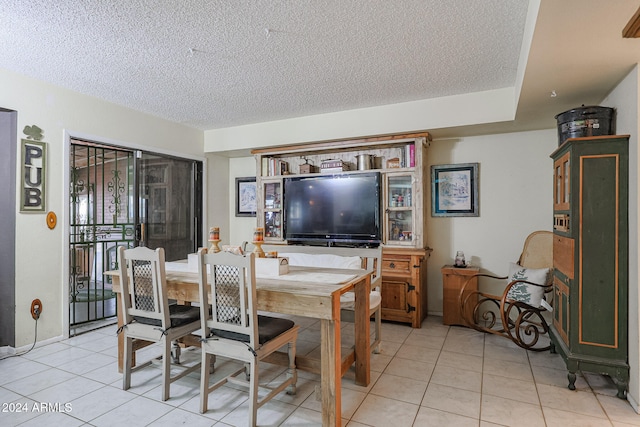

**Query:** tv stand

left=252, top=131, right=433, bottom=328
left=289, top=241, right=380, bottom=249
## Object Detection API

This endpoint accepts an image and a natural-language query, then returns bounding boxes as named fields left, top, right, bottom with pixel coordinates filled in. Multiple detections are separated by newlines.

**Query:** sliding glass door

left=137, top=152, right=202, bottom=261
left=69, top=140, right=202, bottom=332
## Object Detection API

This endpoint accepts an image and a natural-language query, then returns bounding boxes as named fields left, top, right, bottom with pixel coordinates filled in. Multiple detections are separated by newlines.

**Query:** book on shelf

left=409, top=143, right=415, bottom=167
left=263, top=158, right=289, bottom=176
left=403, top=143, right=415, bottom=168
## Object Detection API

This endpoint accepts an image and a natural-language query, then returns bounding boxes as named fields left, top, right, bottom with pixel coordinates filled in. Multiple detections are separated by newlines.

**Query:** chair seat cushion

left=133, top=304, right=200, bottom=328
left=339, top=290, right=381, bottom=310
left=505, top=262, right=550, bottom=308
left=212, top=315, right=295, bottom=345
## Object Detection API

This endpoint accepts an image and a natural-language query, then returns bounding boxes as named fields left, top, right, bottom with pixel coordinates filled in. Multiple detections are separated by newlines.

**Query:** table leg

left=320, top=308, right=341, bottom=426
left=353, top=276, right=371, bottom=386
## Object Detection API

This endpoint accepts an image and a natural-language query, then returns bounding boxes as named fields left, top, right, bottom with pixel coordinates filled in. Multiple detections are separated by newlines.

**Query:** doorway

left=68, top=139, right=202, bottom=334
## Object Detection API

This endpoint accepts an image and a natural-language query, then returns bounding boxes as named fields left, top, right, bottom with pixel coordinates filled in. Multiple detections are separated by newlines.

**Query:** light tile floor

left=1, top=315, right=640, bottom=426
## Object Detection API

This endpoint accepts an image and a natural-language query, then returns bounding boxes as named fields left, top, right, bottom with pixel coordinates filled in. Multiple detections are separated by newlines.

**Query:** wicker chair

left=459, top=231, right=553, bottom=351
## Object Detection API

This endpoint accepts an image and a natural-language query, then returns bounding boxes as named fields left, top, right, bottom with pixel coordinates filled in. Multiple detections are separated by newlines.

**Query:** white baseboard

left=0, top=346, right=16, bottom=357
left=2, top=335, right=64, bottom=357
left=628, top=393, right=640, bottom=414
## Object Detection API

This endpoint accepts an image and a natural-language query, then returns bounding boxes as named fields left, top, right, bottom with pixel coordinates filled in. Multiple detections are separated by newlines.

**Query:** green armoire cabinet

left=549, top=135, right=629, bottom=398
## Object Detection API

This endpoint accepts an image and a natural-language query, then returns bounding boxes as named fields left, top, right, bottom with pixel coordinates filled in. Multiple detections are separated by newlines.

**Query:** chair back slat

left=117, top=246, right=169, bottom=327
left=131, top=259, right=156, bottom=312
left=212, top=264, right=244, bottom=326
left=198, top=249, right=258, bottom=348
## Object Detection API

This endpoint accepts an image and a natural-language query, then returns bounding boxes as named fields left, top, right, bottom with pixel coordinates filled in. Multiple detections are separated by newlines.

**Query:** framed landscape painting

left=431, top=163, right=479, bottom=217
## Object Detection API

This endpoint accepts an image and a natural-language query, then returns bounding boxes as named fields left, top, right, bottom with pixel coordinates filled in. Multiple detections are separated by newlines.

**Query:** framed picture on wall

left=236, top=177, right=257, bottom=217
left=431, top=163, right=479, bottom=217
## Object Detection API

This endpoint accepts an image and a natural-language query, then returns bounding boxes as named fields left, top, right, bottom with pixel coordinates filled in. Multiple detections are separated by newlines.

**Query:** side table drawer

left=382, top=256, right=411, bottom=276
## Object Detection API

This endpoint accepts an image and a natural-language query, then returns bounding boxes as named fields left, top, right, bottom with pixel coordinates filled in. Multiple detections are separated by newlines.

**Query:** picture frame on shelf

left=236, top=177, right=257, bottom=217
left=431, top=163, right=479, bottom=217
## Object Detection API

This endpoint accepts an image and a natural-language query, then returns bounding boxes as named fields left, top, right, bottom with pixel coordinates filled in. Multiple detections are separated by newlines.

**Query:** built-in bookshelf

left=252, top=132, right=431, bottom=249
left=252, top=132, right=433, bottom=328
left=259, top=141, right=417, bottom=176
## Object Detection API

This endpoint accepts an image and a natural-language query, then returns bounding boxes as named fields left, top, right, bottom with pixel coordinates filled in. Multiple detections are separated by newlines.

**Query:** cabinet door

left=262, top=179, right=283, bottom=241
left=553, top=151, right=570, bottom=211
left=380, top=277, right=414, bottom=323
left=384, top=173, right=415, bottom=245
left=553, top=276, right=570, bottom=346
left=381, top=254, right=415, bottom=323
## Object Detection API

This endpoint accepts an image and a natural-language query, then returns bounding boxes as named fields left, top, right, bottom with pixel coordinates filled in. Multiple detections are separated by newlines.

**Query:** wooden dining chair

left=116, top=246, right=201, bottom=401
left=263, top=244, right=383, bottom=354
left=196, top=248, right=298, bottom=426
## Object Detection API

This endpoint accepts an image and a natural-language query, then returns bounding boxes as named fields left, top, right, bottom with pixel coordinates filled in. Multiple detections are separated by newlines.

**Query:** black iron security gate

left=69, top=140, right=202, bottom=334
left=69, top=143, right=135, bottom=330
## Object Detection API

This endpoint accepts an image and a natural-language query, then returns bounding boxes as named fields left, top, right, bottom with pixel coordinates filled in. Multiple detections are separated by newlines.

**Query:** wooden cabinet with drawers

left=380, top=247, right=430, bottom=328
left=549, top=135, right=629, bottom=398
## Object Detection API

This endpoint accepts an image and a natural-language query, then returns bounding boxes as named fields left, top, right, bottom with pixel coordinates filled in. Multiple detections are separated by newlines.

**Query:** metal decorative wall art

left=20, top=125, right=47, bottom=212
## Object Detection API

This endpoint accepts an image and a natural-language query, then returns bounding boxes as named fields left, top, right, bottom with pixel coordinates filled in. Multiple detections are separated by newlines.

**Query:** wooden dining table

left=106, top=261, right=372, bottom=427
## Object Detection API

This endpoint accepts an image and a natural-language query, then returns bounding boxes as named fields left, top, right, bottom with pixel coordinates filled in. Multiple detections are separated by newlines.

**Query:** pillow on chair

left=505, top=262, right=550, bottom=307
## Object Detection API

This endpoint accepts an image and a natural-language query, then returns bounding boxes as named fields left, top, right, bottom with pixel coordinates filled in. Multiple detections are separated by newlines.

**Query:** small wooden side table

left=441, top=265, right=480, bottom=326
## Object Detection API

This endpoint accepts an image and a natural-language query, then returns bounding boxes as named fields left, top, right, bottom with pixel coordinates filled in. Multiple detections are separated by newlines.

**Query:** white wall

left=1, top=68, right=203, bottom=347
left=202, top=155, right=258, bottom=252
left=229, top=157, right=258, bottom=245
left=426, top=129, right=557, bottom=313
left=205, top=153, right=230, bottom=243
left=602, top=65, right=639, bottom=410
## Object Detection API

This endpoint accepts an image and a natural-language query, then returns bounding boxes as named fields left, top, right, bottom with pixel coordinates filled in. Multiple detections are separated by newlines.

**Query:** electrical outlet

left=30, top=299, right=42, bottom=320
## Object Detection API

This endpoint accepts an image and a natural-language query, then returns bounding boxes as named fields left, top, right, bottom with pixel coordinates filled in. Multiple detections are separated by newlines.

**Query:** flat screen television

left=283, top=172, right=381, bottom=246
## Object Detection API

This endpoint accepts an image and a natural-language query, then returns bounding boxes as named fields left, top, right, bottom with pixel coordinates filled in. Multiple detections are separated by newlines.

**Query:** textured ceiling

left=2, top=1, right=640, bottom=140
left=0, top=0, right=528, bottom=130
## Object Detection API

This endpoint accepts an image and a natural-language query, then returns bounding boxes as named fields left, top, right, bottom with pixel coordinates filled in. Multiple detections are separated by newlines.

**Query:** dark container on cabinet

left=555, top=105, right=614, bottom=145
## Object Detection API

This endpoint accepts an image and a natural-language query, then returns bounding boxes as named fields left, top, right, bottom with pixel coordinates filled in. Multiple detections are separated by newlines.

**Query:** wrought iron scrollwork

left=107, top=169, right=126, bottom=220
left=460, top=273, right=553, bottom=351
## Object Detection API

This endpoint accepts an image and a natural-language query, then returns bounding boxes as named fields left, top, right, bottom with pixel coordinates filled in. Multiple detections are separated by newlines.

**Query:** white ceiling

left=1, top=0, right=639, bottom=140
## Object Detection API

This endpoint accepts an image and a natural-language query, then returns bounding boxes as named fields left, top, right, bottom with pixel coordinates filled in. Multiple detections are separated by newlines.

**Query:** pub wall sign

left=20, top=125, right=47, bottom=212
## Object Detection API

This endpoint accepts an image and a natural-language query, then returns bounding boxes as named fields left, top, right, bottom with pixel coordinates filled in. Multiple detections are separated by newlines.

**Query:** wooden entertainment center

left=252, top=132, right=432, bottom=328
